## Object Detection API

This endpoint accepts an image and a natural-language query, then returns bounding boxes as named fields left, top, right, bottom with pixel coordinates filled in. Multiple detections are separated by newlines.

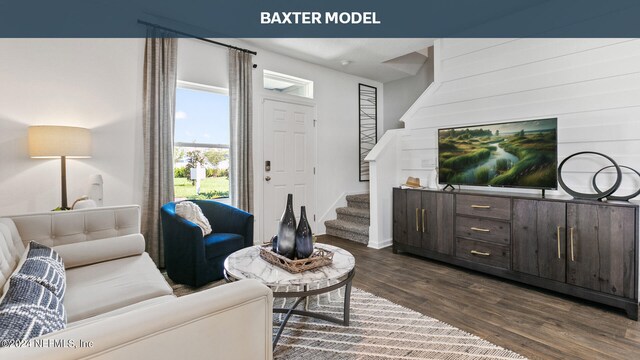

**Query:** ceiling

left=241, top=38, right=435, bottom=83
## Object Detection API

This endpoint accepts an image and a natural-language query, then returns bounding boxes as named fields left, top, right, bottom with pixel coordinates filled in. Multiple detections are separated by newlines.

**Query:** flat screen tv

left=438, top=118, right=558, bottom=190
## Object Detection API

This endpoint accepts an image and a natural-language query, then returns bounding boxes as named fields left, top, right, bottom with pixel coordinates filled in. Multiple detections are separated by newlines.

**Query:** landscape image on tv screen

left=438, top=118, right=558, bottom=189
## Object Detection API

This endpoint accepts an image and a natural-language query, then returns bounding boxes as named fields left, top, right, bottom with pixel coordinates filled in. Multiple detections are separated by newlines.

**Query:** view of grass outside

left=173, top=84, right=230, bottom=201
left=173, top=147, right=230, bottom=200
left=174, top=177, right=229, bottom=200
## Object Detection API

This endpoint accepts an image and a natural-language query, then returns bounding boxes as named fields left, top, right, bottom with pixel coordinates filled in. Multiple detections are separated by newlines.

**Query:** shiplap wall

left=399, top=38, right=640, bottom=197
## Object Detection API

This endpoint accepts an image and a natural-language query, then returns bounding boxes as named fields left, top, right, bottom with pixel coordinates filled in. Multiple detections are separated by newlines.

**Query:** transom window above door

left=173, top=81, right=230, bottom=201
left=263, top=70, right=314, bottom=99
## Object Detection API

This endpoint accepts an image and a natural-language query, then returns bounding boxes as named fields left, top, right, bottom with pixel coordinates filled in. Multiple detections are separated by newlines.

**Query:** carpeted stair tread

left=335, top=206, right=370, bottom=225
left=325, top=227, right=369, bottom=244
left=336, top=206, right=370, bottom=218
left=325, top=193, right=370, bottom=244
left=345, top=193, right=370, bottom=203
left=324, top=219, right=368, bottom=235
left=346, top=193, right=370, bottom=209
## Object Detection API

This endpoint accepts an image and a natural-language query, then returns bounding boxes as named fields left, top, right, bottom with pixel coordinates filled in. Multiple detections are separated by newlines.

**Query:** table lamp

left=28, top=126, right=92, bottom=210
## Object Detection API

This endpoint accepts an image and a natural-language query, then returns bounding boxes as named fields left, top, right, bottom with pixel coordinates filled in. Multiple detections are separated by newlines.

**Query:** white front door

left=262, top=99, right=316, bottom=242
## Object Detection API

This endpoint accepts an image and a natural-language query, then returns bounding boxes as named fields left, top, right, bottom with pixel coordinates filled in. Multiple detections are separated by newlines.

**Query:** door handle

left=422, top=209, right=426, bottom=233
left=265, top=176, right=271, bottom=181
left=415, top=208, right=419, bottom=232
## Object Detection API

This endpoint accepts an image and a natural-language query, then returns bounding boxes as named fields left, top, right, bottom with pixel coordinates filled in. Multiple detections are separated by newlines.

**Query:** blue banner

left=1, top=0, right=640, bottom=37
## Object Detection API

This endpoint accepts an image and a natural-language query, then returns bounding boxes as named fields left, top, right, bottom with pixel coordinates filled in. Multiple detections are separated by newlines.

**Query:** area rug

left=163, top=274, right=526, bottom=359
left=273, top=287, right=526, bottom=360
left=163, top=273, right=224, bottom=296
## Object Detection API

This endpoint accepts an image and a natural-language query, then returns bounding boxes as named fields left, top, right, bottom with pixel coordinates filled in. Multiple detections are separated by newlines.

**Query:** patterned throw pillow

left=13, top=242, right=66, bottom=299
left=0, top=277, right=66, bottom=345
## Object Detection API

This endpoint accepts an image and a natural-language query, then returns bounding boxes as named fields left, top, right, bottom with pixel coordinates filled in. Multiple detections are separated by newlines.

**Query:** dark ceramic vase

left=295, top=206, right=314, bottom=259
left=271, top=235, right=278, bottom=253
left=276, top=194, right=296, bottom=259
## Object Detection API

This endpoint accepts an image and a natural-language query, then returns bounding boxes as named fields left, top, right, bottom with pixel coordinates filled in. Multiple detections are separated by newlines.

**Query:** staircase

left=324, top=193, right=370, bottom=244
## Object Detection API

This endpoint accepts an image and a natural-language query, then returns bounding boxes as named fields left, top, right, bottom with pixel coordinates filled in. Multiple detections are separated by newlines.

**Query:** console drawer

left=456, top=194, right=511, bottom=220
left=455, top=238, right=511, bottom=269
left=456, top=216, right=510, bottom=245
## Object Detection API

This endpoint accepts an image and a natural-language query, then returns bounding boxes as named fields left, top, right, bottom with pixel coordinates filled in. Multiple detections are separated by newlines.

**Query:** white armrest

left=1, top=279, right=273, bottom=360
left=53, top=234, right=146, bottom=269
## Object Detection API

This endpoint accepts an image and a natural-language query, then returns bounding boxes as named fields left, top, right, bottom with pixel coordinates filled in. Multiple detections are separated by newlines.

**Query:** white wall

left=174, top=37, right=384, bottom=237
left=400, top=38, right=640, bottom=197
left=0, top=39, right=145, bottom=215
left=240, top=39, right=383, bottom=237
left=178, top=39, right=228, bottom=88
left=0, top=38, right=382, bottom=243
left=383, top=46, right=433, bottom=133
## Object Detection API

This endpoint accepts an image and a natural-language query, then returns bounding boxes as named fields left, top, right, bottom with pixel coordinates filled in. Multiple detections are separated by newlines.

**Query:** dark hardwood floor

left=318, top=235, right=640, bottom=360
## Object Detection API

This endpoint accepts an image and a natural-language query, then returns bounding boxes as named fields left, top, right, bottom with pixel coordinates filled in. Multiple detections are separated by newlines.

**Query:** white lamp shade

left=28, top=126, right=91, bottom=158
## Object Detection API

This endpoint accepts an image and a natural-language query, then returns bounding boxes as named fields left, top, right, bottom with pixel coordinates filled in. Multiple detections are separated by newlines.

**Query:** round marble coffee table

left=223, top=243, right=356, bottom=349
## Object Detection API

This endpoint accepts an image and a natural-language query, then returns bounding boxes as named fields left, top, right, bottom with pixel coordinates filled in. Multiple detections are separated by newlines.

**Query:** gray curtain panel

left=228, top=49, right=254, bottom=213
left=142, top=30, right=178, bottom=267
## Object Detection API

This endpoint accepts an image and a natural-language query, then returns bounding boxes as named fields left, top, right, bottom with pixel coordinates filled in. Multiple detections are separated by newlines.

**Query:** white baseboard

left=367, top=238, right=392, bottom=250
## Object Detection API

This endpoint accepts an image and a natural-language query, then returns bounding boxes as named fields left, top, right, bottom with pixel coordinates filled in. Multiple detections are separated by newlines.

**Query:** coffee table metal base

left=225, top=269, right=355, bottom=350
left=272, top=269, right=355, bottom=349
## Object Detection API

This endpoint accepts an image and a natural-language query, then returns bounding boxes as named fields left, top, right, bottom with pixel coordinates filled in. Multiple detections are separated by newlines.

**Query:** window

left=173, top=81, right=230, bottom=200
left=263, top=70, right=314, bottom=99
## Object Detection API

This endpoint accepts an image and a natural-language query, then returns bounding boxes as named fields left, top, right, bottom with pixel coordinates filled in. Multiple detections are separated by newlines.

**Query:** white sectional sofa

left=0, top=205, right=273, bottom=360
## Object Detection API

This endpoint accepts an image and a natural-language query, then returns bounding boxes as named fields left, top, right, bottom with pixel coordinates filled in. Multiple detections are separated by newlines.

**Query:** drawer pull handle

left=470, top=227, right=490, bottom=232
left=470, top=250, right=491, bottom=256
left=471, top=205, right=491, bottom=209
left=557, top=226, right=561, bottom=259
left=570, top=227, right=575, bottom=262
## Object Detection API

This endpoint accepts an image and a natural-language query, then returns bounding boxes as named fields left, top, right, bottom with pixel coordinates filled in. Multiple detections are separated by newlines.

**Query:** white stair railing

left=364, top=129, right=403, bottom=249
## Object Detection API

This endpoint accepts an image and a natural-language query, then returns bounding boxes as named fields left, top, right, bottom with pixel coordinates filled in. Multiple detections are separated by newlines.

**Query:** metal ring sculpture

left=558, top=151, right=622, bottom=201
left=592, top=165, right=640, bottom=201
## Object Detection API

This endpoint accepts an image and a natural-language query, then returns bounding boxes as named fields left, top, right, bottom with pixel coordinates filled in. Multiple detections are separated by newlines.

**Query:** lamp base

left=61, top=155, right=69, bottom=210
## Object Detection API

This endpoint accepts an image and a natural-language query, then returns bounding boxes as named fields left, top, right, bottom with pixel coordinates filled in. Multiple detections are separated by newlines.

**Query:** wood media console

left=393, top=188, right=639, bottom=319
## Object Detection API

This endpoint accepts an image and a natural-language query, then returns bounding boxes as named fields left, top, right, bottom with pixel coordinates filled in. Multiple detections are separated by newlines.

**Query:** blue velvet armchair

left=161, top=200, right=254, bottom=287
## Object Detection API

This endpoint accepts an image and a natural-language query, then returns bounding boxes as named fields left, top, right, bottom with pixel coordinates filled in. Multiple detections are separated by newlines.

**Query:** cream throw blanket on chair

left=175, top=202, right=213, bottom=236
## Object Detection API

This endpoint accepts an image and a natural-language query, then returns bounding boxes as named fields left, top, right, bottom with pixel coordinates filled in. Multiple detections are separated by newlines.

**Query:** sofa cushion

left=63, top=252, right=173, bottom=323
left=53, top=234, right=145, bottom=269
left=0, top=277, right=66, bottom=345
left=9, top=206, right=140, bottom=247
left=0, top=226, right=14, bottom=294
left=204, top=233, right=244, bottom=260
left=0, top=219, right=25, bottom=257
left=0, top=221, right=26, bottom=293
left=1, top=243, right=31, bottom=299
left=14, top=242, right=66, bottom=299
left=66, top=295, right=176, bottom=329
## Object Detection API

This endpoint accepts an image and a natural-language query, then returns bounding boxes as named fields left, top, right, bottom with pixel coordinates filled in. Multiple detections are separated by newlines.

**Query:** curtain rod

left=137, top=19, right=258, bottom=56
